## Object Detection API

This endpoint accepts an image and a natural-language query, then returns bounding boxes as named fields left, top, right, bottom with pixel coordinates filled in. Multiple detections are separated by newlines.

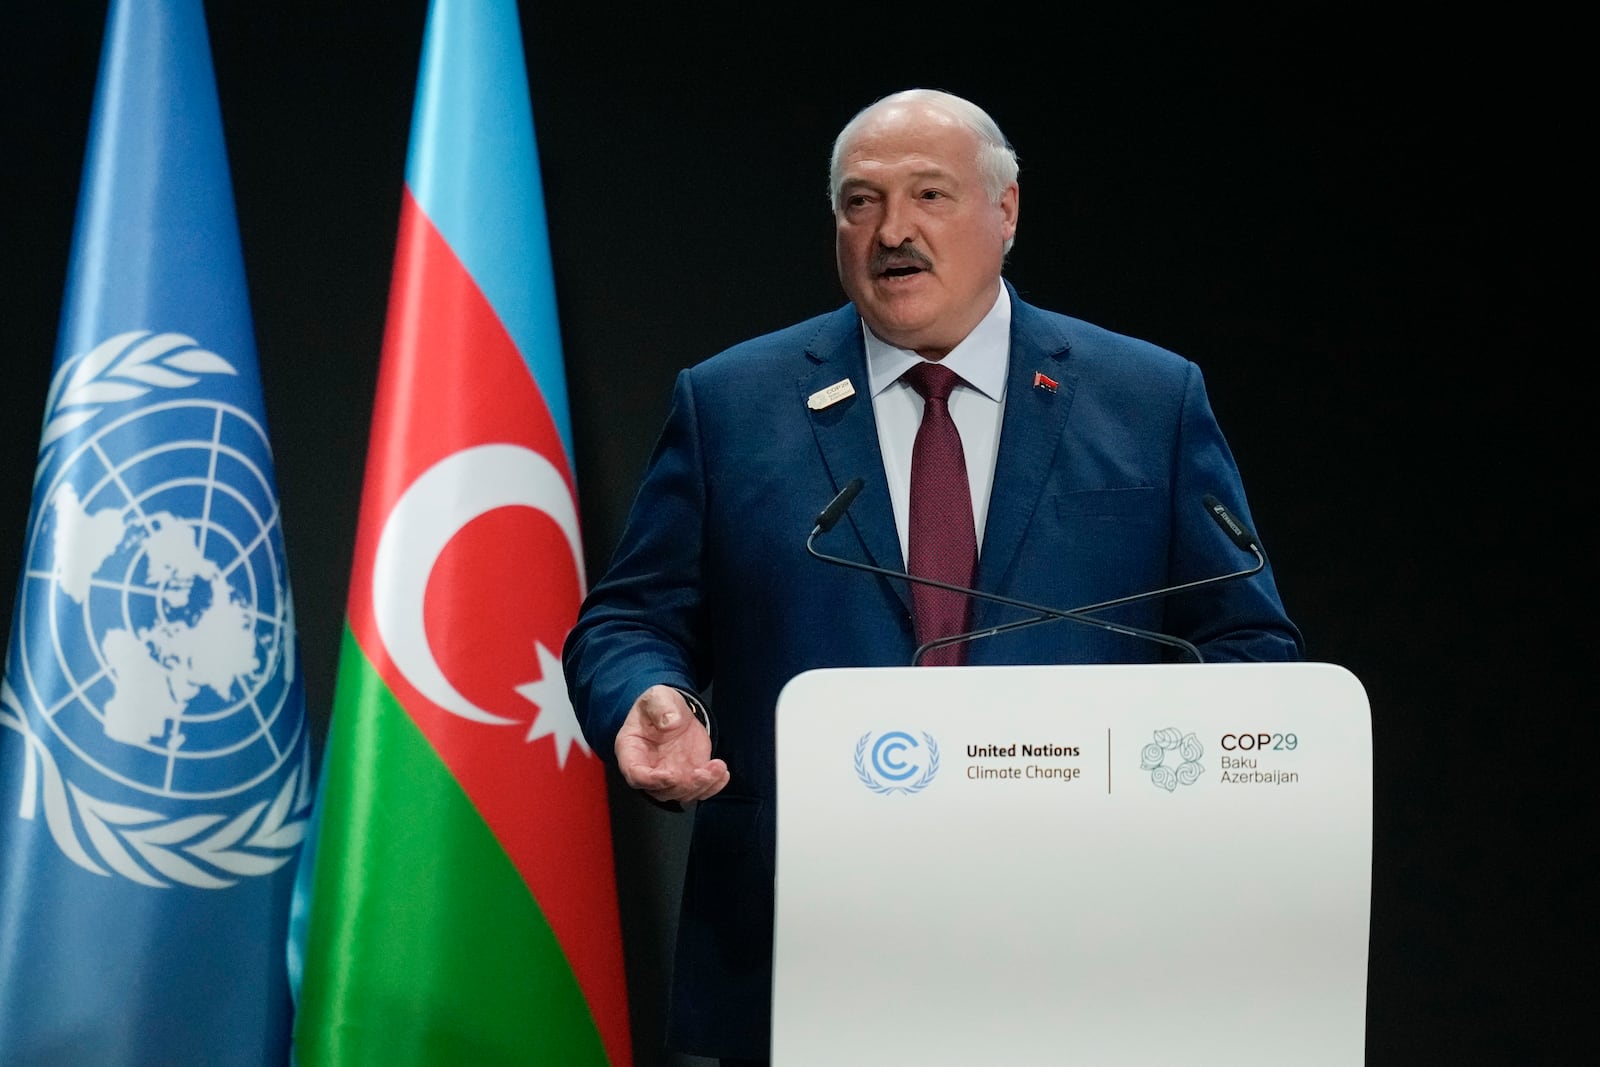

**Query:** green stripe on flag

left=293, top=627, right=609, bottom=1065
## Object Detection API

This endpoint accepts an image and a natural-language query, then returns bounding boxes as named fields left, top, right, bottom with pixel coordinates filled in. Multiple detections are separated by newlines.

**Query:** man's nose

left=876, top=197, right=916, bottom=248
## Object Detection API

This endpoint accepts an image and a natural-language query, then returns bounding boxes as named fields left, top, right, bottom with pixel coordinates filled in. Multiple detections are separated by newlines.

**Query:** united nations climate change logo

left=0, top=331, right=308, bottom=888
left=855, top=729, right=940, bottom=794
left=1140, top=726, right=1204, bottom=792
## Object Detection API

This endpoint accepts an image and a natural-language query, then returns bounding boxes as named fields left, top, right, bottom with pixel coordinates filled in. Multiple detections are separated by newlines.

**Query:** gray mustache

left=871, top=242, right=932, bottom=273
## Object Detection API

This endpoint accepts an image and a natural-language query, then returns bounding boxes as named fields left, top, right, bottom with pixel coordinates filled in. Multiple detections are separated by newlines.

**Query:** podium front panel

left=771, top=661, right=1371, bottom=1066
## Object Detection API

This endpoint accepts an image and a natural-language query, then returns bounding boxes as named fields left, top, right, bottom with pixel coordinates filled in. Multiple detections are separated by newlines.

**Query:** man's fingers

left=615, top=686, right=719, bottom=802
left=637, top=703, right=672, bottom=731
left=621, top=758, right=729, bottom=804
left=619, top=761, right=676, bottom=793
left=677, top=760, right=730, bottom=803
left=634, top=685, right=691, bottom=731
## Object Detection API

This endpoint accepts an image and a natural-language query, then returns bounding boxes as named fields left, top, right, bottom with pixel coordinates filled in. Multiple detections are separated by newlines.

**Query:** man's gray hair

left=827, top=88, right=1020, bottom=210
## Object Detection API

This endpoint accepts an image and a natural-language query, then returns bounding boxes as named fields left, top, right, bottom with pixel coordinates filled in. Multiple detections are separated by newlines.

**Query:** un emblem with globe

left=0, top=331, right=308, bottom=888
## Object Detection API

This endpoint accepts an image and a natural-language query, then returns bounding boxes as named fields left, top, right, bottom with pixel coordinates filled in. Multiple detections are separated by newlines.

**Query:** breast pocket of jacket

left=1053, top=486, right=1165, bottom=589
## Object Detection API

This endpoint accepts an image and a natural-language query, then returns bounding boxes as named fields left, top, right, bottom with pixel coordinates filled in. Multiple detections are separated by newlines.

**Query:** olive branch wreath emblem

left=1, top=330, right=308, bottom=887
left=38, top=330, right=238, bottom=468
left=854, top=731, right=940, bottom=794
left=2, top=684, right=308, bottom=888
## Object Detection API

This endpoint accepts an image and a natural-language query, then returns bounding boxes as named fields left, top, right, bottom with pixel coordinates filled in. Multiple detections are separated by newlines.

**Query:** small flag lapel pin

left=807, top=378, right=856, bottom=410
left=1033, top=371, right=1059, bottom=392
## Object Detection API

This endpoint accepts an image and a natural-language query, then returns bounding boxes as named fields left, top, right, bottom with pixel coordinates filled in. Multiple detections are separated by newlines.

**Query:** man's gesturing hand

left=614, top=684, right=729, bottom=804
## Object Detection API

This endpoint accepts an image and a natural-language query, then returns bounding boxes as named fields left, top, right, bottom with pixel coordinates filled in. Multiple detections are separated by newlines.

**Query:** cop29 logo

left=854, top=730, right=939, bottom=795
left=1140, top=726, right=1204, bottom=792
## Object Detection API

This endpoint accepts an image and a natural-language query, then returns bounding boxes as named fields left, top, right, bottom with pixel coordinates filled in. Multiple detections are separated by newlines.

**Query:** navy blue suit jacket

left=564, top=284, right=1302, bottom=1058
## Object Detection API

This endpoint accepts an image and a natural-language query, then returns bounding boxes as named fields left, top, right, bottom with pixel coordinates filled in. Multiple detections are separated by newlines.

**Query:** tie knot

left=903, top=361, right=961, bottom=404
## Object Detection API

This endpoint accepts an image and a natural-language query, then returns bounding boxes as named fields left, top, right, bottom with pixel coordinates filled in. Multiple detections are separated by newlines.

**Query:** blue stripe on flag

left=406, top=0, right=576, bottom=468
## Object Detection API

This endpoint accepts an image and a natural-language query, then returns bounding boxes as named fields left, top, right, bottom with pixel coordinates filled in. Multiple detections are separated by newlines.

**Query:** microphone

left=812, top=477, right=864, bottom=535
left=1203, top=492, right=1259, bottom=551
left=806, top=480, right=1261, bottom=664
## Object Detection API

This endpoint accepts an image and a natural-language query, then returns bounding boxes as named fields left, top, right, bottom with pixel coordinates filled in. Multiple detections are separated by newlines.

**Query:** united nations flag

left=0, top=3, right=310, bottom=1064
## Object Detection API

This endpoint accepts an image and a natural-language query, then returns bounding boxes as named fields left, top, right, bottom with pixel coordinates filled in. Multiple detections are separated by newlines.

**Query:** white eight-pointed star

left=517, top=640, right=591, bottom=767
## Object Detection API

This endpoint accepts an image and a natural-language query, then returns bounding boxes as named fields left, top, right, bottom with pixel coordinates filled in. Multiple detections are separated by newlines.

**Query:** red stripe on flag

left=344, top=190, right=629, bottom=1064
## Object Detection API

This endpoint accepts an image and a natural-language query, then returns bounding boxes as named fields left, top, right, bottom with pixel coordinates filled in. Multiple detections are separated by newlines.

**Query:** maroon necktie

left=903, top=362, right=977, bottom=666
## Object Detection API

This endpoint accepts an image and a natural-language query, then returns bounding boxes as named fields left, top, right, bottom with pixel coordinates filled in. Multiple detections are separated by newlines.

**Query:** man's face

left=834, top=103, right=1019, bottom=360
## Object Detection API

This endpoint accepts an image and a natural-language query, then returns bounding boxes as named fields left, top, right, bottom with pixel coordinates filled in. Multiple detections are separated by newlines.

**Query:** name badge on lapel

left=807, top=379, right=856, bottom=410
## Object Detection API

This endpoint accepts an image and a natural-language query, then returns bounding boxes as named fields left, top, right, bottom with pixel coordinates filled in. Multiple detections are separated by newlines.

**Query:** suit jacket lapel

left=797, top=291, right=1075, bottom=624
left=973, top=291, right=1075, bottom=623
left=799, top=306, right=913, bottom=617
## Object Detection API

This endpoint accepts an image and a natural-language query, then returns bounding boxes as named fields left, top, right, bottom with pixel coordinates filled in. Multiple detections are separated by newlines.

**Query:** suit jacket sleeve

left=1160, top=359, right=1303, bottom=661
left=562, top=369, right=710, bottom=764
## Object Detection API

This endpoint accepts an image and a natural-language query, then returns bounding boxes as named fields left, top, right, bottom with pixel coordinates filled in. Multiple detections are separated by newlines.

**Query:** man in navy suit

left=563, top=88, right=1302, bottom=1065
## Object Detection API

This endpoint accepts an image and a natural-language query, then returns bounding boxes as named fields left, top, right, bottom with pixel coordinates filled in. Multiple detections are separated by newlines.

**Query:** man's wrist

left=676, top=688, right=712, bottom=745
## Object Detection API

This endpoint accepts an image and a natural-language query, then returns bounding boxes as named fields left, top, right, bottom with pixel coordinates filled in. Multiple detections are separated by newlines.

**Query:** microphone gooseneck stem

left=913, top=612, right=1201, bottom=665
left=805, top=529, right=1207, bottom=664
left=909, top=546, right=1264, bottom=664
left=806, top=481, right=1271, bottom=667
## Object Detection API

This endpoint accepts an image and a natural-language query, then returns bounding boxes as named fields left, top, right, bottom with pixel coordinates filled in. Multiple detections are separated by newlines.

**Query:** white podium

left=771, top=662, right=1371, bottom=1065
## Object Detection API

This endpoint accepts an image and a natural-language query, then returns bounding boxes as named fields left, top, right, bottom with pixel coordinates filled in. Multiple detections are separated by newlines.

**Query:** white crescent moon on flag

left=371, top=443, right=585, bottom=725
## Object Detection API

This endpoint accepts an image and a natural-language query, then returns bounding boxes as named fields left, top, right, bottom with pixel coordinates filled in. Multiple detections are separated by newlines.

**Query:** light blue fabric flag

left=0, top=2, right=311, bottom=1063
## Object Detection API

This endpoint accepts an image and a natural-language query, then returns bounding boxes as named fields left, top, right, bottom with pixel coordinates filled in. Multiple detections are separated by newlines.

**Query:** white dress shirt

left=865, top=282, right=1011, bottom=563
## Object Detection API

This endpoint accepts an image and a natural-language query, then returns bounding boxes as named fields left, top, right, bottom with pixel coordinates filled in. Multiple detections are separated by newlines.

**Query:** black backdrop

left=2, top=3, right=1580, bottom=1063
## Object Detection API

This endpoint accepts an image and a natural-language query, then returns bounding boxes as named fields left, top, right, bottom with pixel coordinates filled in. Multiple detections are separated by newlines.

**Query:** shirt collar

left=864, top=281, right=1011, bottom=400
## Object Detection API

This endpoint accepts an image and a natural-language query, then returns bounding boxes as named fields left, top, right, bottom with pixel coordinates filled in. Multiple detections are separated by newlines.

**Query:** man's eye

left=920, top=189, right=945, bottom=200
